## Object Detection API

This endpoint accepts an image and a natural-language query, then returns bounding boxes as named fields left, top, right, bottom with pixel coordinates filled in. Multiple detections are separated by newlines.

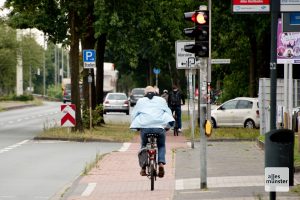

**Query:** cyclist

left=130, top=86, right=174, bottom=178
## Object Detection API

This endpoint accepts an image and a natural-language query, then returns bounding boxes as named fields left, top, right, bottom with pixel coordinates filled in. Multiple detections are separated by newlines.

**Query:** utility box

left=265, top=129, right=294, bottom=186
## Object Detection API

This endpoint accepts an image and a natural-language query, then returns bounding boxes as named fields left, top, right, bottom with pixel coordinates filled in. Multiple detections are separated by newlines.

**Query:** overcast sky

left=0, top=0, right=9, bottom=17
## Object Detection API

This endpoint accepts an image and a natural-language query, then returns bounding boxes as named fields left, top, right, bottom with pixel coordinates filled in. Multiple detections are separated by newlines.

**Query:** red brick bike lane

left=63, top=132, right=188, bottom=200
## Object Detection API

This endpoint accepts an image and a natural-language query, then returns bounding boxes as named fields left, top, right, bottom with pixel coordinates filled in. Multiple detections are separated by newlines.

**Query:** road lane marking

left=0, top=140, right=29, bottom=154
left=81, top=182, right=97, bottom=196
left=118, top=142, right=131, bottom=152
left=176, top=175, right=265, bottom=190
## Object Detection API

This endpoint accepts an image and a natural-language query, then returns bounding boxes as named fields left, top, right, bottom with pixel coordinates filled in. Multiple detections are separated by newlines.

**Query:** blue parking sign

left=83, top=49, right=96, bottom=62
left=83, top=49, right=96, bottom=68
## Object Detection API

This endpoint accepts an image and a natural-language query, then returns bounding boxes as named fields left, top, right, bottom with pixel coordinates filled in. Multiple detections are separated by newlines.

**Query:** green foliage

left=0, top=94, right=33, bottom=101
left=82, top=104, right=104, bottom=128
left=47, top=85, right=63, bottom=99
left=0, top=23, right=17, bottom=95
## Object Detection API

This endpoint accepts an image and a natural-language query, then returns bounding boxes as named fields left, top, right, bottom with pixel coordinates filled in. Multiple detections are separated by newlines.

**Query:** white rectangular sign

left=281, top=0, right=300, bottom=11
left=211, top=59, right=231, bottom=64
left=175, top=40, right=195, bottom=69
left=265, top=167, right=289, bottom=192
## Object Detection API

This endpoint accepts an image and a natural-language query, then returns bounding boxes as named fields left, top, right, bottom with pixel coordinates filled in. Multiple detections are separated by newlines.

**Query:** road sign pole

left=88, top=69, right=93, bottom=131
left=268, top=1, right=280, bottom=200
left=188, top=57, right=195, bottom=149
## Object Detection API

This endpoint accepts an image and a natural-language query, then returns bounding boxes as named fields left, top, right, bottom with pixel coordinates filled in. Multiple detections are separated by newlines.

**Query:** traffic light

left=183, top=10, right=209, bottom=57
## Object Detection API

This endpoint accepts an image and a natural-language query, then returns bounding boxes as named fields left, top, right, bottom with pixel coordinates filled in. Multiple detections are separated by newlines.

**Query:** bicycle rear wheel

left=150, top=161, right=155, bottom=191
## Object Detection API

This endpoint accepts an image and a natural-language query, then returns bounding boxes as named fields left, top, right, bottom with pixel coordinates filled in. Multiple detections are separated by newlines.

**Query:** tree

left=4, top=0, right=83, bottom=131
left=0, top=22, right=17, bottom=95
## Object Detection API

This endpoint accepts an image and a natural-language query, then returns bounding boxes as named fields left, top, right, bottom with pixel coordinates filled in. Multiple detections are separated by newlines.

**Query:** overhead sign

left=281, top=0, right=300, bottom=12
left=211, top=59, right=231, bottom=64
left=175, top=40, right=195, bottom=69
left=61, top=104, right=76, bottom=127
left=83, top=49, right=96, bottom=69
left=232, top=0, right=270, bottom=13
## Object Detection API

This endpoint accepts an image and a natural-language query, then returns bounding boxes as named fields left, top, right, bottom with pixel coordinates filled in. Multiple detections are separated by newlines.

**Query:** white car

left=103, top=93, right=130, bottom=115
left=211, top=97, right=260, bottom=128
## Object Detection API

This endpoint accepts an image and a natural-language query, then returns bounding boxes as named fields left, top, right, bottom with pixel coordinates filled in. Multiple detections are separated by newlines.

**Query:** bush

left=82, top=103, right=104, bottom=128
left=47, top=85, right=63, bottom=100
left=0, top=94, right=33, bottom=101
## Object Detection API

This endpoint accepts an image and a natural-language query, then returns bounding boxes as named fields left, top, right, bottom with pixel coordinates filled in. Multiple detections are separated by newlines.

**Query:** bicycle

left=141, top=132, right=158, bottom=191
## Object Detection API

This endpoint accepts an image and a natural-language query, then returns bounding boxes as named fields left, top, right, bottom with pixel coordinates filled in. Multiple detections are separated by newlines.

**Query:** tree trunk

left=69, top=6, right=83, bottom=132
left=81, top=1, right=97, bottom=111
left=96, top=33, right=107, bottom=106
left=249, top=35, right=257, bottom=97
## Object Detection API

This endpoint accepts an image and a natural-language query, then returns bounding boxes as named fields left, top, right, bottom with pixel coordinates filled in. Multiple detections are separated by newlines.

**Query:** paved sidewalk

left=174, top=141, right=300, bottom=200
left=61, top=132, right=187, bottom=200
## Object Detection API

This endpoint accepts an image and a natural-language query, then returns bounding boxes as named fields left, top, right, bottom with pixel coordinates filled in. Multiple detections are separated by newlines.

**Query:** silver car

left=103, top=93, right=130, bottom=115
left=211, top=97, right=260, bottom=128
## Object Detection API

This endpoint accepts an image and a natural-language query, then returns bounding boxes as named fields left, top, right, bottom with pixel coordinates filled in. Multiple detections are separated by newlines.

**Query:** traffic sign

left=175, top=40, right=195, bottom=69
left=153, top=68, right=160, bottom=74
left=83, top=49, right=96, bottom=69
left=61, top=104, right=76, bottom=127
left=211, top=59, right=231, bottom=64
left=281, top=0, right=300, bottom=12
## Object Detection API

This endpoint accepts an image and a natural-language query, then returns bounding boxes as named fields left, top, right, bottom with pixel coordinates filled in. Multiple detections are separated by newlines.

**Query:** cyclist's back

left=130, top=86, right=174, bottom=178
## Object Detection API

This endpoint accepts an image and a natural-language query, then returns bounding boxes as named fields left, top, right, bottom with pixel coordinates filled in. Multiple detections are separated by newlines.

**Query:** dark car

left=129, top=88, right=145, bottom=107
left=63, top=84, right=71, bottom=103
left=62, top=84, right=83, bottom=103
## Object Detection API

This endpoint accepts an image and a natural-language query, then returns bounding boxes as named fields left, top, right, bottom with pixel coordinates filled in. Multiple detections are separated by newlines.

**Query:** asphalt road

left=0, top=102, right=123, bottom=200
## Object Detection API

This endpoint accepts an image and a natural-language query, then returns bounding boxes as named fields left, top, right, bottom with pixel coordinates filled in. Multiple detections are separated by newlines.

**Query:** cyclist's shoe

left=158, top=166, right=164, bottom=178
left=140, top=169, right=147, bottom=176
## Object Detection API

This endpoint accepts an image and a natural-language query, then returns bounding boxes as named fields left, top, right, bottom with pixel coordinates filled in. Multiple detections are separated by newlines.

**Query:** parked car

left=211, top=97, right=260, bottom=128
left=103, top=92, right=130, bottom=115
left=62, top=83, right=71, bottom=103
left=129, top=88, right=145, bottom=107
left=62, top=83, right=83, bottom=103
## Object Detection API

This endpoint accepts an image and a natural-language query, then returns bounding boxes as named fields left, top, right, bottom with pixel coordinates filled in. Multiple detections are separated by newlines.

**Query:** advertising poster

left=232, top=0, right=270, bottom=13
left=277, top=18, right=300, bottom=64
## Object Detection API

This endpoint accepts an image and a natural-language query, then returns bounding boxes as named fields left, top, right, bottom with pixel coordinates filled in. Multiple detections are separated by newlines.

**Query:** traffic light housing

left=183, top=10, right=209, bottom=57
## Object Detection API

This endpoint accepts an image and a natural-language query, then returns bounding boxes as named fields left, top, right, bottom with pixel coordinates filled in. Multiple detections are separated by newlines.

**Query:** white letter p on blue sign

left=83, top=49, right=96, bottom=62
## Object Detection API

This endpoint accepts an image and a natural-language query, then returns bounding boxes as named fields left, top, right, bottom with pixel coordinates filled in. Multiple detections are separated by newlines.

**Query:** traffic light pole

left=268, top=1, right=280, bottom=200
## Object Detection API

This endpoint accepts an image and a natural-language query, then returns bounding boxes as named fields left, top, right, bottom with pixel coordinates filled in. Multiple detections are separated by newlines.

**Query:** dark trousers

left=171, top=105, right=182, bottom=129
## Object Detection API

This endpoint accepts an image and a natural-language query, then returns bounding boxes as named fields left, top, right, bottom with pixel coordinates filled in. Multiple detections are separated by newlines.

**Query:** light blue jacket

left=130, top=96, right=175, bottom=129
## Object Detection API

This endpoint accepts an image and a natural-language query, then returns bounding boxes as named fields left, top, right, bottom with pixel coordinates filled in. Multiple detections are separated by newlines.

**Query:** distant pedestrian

left=168, top=85, right=185, bottom=132
left=161, top=90, right=169, bottom=103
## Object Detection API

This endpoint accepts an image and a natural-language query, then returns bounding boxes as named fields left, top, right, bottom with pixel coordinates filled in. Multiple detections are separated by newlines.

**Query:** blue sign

left=290, top=13, right=300, bottom=25
left=153, top=68, right=160, bottom=75
left=83, top=49, right=96, bottom=69
left=83, top=49, right=96, bottom=62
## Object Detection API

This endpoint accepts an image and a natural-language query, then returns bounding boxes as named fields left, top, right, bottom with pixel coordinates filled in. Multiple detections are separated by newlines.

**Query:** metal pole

left=88, top=69, right=93, bottom=130
left=198, top=3, right=210, bottom=189
left=43, top=34, right=46, bottom=96
left=156, top=74, right=158, bottom=88
left=188, top=57, right=195, bottom=149
left=268, top=0, right=280, bottom=199
left=29, top=65, right=32, bottom=93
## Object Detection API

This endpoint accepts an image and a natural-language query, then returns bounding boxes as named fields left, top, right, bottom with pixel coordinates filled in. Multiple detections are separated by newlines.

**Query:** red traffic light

left=195, top=11, right=208, bottom=25
left=184, top=11, right=209, bottom=25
